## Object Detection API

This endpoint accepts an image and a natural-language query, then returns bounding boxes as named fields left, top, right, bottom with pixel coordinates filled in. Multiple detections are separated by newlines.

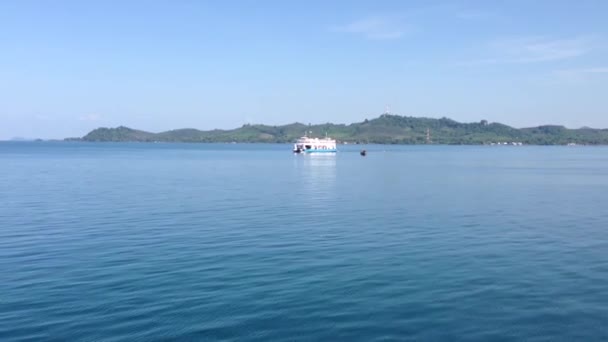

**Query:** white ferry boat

left=293, top=135, right=337, bottom=154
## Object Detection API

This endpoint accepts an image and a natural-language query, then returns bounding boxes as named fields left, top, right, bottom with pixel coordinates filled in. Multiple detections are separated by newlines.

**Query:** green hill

left=74, top=114, right=608, bottom=145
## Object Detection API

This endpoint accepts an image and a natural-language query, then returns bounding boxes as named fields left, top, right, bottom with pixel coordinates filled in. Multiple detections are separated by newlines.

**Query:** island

left=68, top=114, right=608, bottom=145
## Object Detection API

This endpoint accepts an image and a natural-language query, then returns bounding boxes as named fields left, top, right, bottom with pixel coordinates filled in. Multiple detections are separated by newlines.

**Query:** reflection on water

left=294, top=154, right=337, bottom=204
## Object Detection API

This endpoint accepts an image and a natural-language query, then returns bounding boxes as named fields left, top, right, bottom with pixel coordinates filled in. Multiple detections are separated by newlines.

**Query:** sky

left=1, top=0, right=607, bottom=139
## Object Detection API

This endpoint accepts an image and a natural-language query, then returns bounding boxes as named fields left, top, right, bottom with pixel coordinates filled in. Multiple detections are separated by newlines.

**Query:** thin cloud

left=455, top=8, right=495, bottom=20
left=79, top=114, right=102, bottom=122
left=35, top=114, right=51, bottom=121
left=575, top=67, right=608, bottom=73
left=331, top=16, right=407, bottom=40
left=461, top=36, right=595, bottom=65
left=331, top=6, right=494, bottom=40
left=552, top=67, right=608, bottom=83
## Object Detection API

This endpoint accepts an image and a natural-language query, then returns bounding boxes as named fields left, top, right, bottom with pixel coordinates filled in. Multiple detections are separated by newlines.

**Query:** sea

left=1, top=142, right=607, bottom=341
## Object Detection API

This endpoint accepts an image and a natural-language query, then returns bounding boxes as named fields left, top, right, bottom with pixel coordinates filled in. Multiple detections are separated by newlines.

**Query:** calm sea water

left=1, top=142, right=607, bottom=341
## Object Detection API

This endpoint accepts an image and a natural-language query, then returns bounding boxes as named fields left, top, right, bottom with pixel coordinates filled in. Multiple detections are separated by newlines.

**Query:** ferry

left=293, top=134, right=337, bottom=154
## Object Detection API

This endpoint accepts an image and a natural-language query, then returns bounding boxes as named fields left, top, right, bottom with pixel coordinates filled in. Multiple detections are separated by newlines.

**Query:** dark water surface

left=1, top=142, right=607, bottom=341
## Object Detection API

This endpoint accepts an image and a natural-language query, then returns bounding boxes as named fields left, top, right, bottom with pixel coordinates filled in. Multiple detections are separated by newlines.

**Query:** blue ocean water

left=1, top=142, right=607, bottom=341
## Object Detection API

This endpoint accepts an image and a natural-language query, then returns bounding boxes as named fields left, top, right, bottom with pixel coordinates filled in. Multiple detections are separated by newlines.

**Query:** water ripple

left=1, top=143, right=607, bottom=341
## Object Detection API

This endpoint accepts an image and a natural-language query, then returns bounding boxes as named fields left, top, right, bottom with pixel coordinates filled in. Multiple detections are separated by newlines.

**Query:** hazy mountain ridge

left=73, top=114, right=608, bottom=145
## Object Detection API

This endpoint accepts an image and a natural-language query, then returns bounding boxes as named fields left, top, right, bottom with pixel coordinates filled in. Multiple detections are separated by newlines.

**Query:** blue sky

left=1, top=0, right=607, bottom=139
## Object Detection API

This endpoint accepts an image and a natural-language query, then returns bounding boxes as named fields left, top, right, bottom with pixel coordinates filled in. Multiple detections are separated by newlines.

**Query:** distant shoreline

left=3, top=140, right=606, bottom=147
left=55, top=140, right=602, bottom=146
left=66, top=114, right=608, bottom=146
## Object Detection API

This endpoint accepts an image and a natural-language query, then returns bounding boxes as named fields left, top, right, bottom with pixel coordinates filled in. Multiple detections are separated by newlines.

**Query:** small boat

left=360, top=150, right=366, bottom=156
left=293, top=134, right=337, bottom=154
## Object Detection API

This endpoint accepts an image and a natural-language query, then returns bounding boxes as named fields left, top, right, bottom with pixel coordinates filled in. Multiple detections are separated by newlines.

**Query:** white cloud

left=79, top=114, right=101, bottom=122
left=552, top=67, right=608, bottom=83
left=35, top=114, right=51, bottom=121
left=331, top=7, right=495, bottom=40
left=455, top=9, right=494, bottom=20
left=576, top=67, right=608, bottom=73
left=461, top=35, right=595, bottom=65
left=331, top=16, right=407, bottom=40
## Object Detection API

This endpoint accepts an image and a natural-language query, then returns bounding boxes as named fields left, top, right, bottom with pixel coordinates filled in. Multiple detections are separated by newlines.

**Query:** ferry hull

left=303, top=149, right=336, bottom=153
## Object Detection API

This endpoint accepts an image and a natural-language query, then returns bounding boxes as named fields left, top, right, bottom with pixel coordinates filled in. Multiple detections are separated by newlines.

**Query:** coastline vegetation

left=71, top=114, right=608, bottom=145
